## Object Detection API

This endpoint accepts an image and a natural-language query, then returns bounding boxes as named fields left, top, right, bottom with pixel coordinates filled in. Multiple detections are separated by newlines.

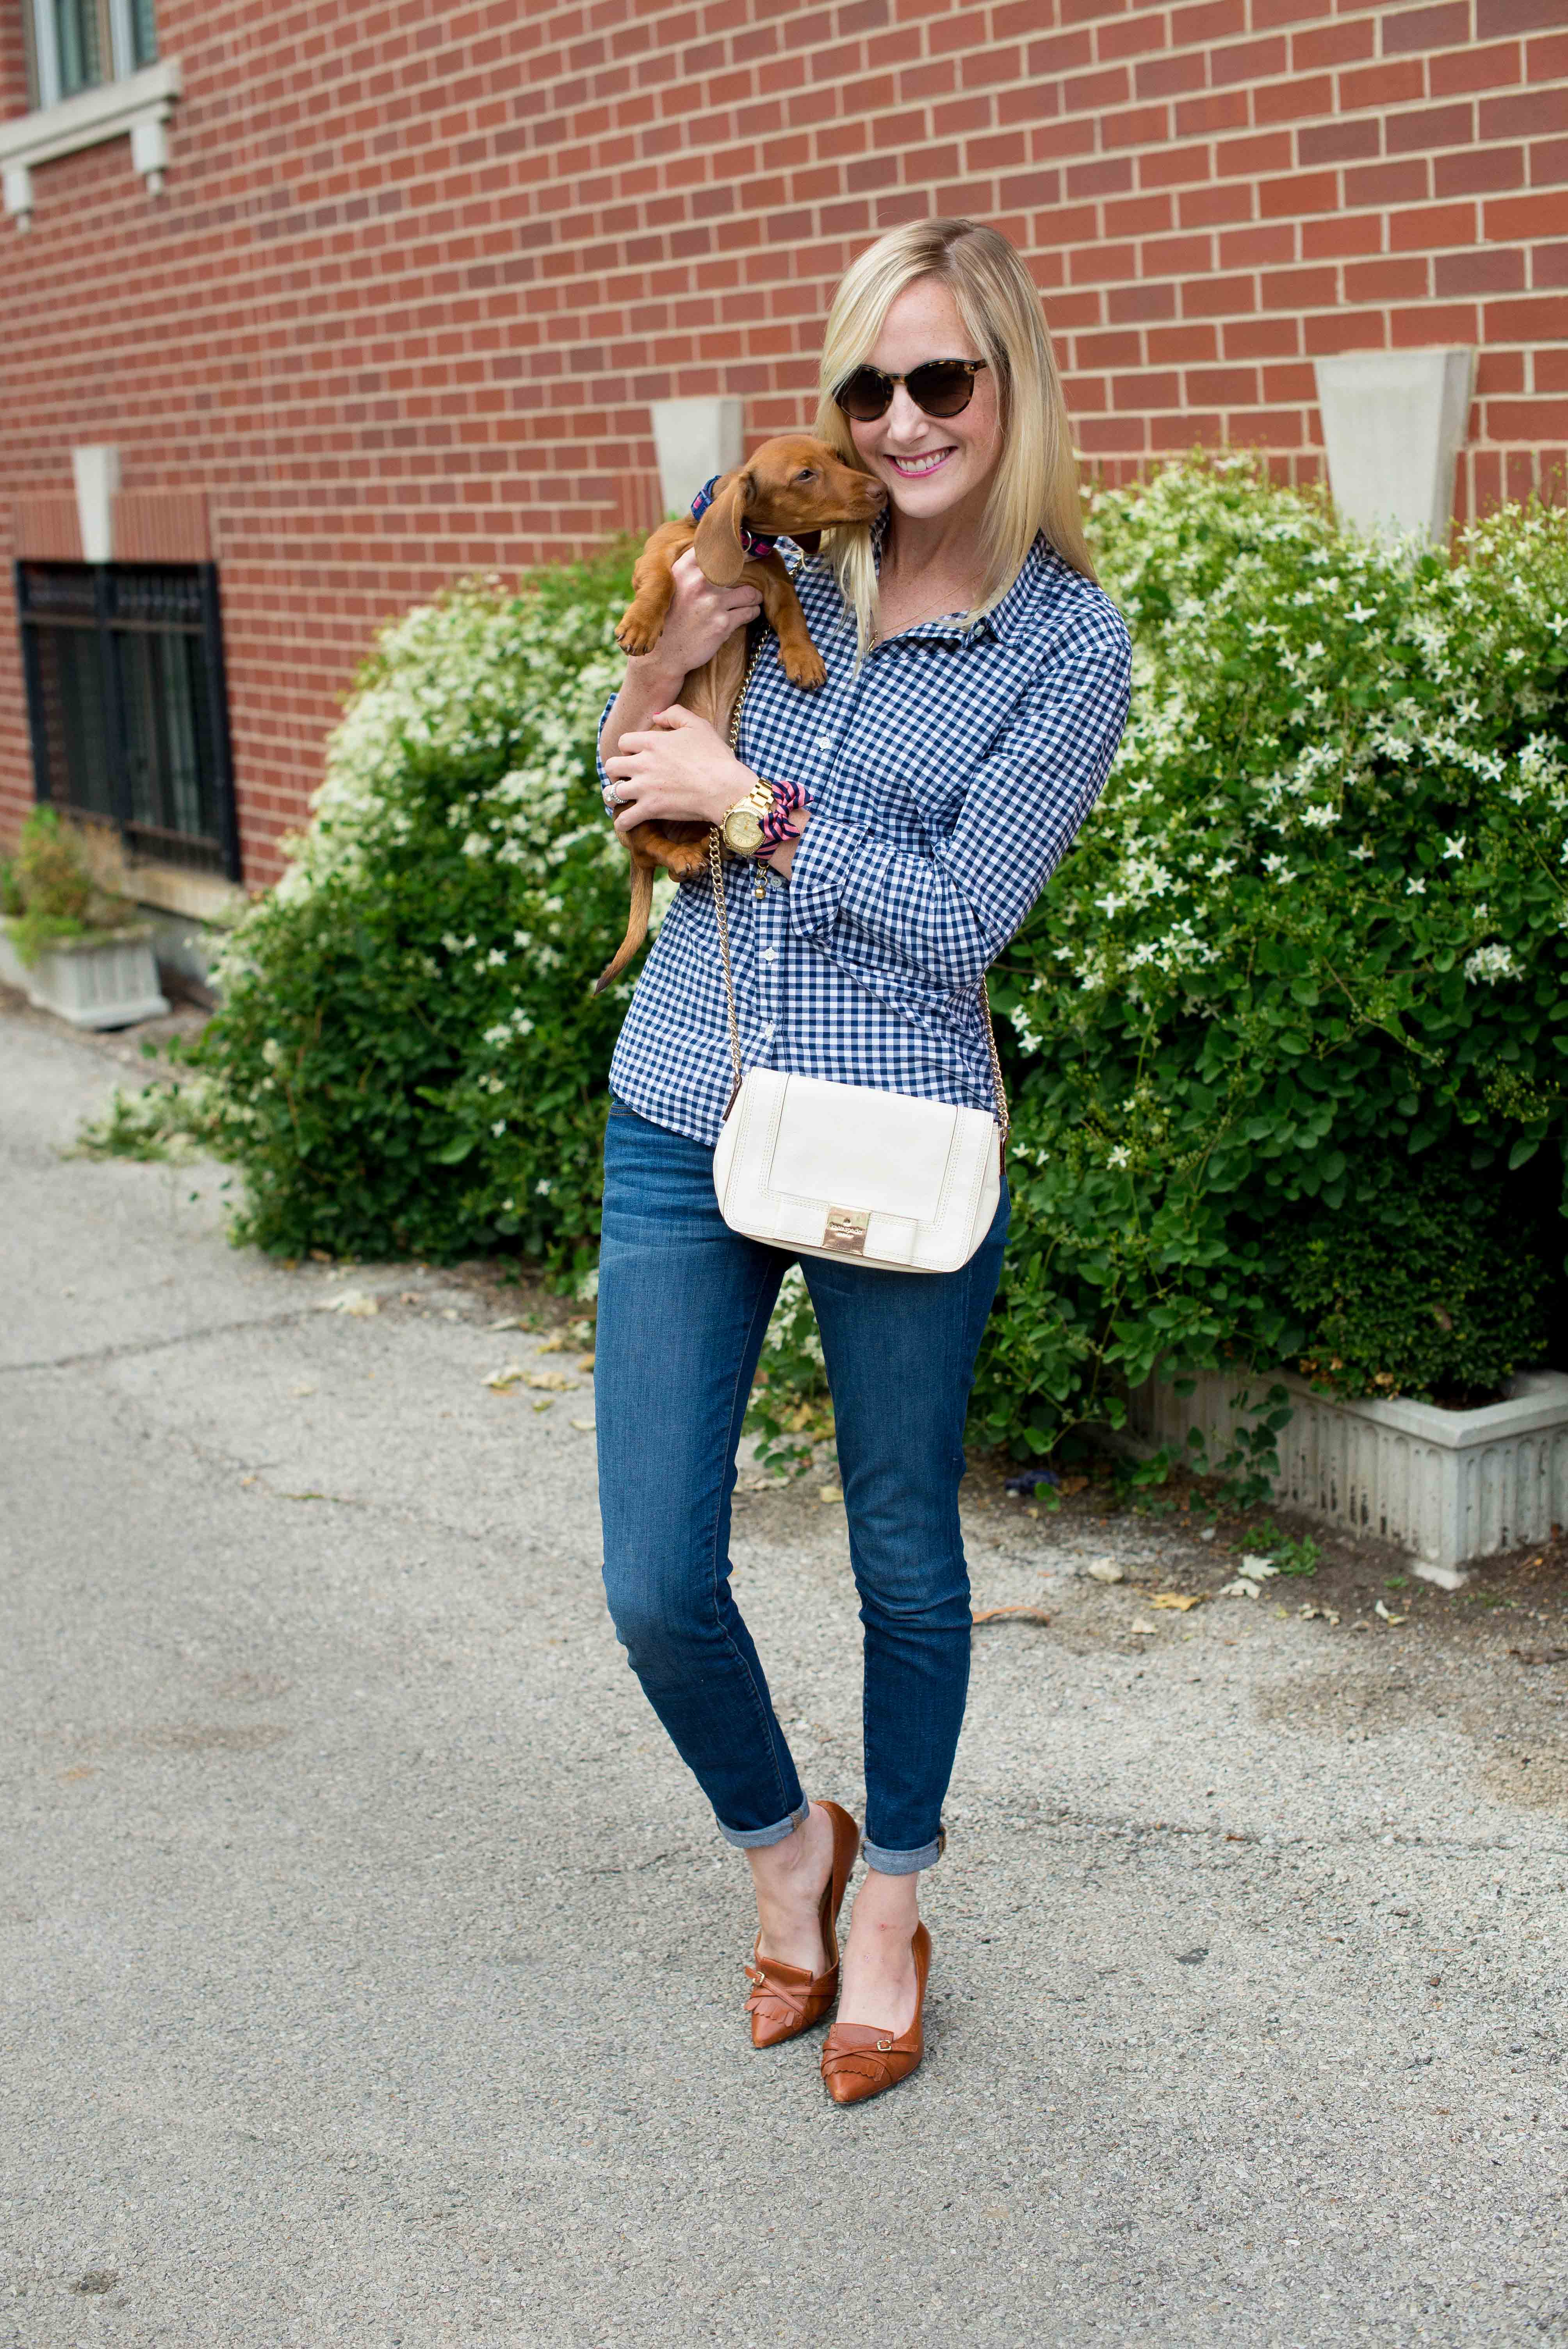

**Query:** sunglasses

left=832, top=358, right=989, bottom=423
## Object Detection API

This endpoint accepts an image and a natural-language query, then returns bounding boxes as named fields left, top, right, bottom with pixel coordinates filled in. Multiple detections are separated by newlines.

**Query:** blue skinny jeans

left=594, top=1095, right=1009, bottom=1874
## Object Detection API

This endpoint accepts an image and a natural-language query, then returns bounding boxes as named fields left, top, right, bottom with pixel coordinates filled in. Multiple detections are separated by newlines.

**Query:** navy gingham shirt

left=595, top=510, right=1132, bottom=1148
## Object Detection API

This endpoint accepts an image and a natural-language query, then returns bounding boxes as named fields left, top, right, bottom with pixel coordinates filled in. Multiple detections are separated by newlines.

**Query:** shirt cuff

left=785, top=813, right=887, bottom=938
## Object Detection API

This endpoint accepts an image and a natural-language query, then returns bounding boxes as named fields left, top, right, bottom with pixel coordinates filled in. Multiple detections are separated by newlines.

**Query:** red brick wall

left=1, top=0, right=1564, bottom=882
left=0, top=9, right=28, bottom=119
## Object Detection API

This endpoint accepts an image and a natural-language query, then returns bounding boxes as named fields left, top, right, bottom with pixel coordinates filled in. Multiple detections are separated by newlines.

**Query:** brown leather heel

left=743, top=1800, right=861, bottom=2049
left=820, top=1919, right=930, bottom=2105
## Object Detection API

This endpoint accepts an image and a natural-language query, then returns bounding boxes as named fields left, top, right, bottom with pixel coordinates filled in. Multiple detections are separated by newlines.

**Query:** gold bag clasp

left=822, top=1205, right=870, bottom=1255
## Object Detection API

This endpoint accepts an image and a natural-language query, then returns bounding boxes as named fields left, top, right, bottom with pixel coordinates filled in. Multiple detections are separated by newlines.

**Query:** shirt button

left=761, top=1021, right=775, bottom=1041
left=816, top=731, right=832, bottom=749
left=761, top=947, right=777, bottom=964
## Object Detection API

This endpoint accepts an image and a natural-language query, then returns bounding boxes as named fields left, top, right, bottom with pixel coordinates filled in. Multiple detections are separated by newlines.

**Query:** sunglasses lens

left=836, top=367, right=893, bottom=421
left=907, top=361, right=977, bottom=417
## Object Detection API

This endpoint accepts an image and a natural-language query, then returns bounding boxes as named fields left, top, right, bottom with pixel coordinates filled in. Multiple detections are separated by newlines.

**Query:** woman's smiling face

left=846, top=276, right=1001, bottom=526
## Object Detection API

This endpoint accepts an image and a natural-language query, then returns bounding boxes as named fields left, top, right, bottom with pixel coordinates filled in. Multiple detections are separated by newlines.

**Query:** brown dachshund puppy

left=595, top=435, right=886, bottom=995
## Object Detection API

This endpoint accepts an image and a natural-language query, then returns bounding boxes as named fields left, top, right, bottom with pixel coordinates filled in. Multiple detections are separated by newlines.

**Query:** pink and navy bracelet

left=755, top=777, right=809, bottom=854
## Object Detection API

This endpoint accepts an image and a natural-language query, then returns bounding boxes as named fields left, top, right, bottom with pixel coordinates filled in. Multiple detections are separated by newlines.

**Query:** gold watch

left=720, top=775, right=774, bottom=855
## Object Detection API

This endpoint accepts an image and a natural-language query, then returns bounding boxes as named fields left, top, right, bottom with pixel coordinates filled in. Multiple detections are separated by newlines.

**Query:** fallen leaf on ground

left=1299, top=1604, right=1340, bottom=1624
left=533, top=1332, right=570, bottom=1353
left=1130, top=1616, right=1158, bottom=1634
left=818, top=1484, right=843, bottom=1505
left=577, top=1353, right=596, bottom=1372
left=526, top=1370, right=578, bottom=1392
left=1151, top=1592, right=1203, bottom=1611
left=1374, top=1599, right=1408, bottom=1625
left=483, top=1363, right=525, bottom=1390
left=971, top=1605, right=1052, bottom=1627
left=532, top=1399, right=552, bottom=1413
left=1240, top=1554, right=1281, bottom=1578
left=289, top=1383, right=317, bottom=1398
left=1221, top=1577, right=1262, bottom=1599
left=1085, top=1559, right=1124, bottom=1583
left=314, top=1289, right=380, bottom=1317
left=486, top=1315, right=524, bottom=1331
left=569, top=1417, right=596, bottom=1433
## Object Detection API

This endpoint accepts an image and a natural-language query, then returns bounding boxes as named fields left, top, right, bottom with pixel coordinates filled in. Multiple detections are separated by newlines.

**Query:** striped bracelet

left=755, top=776, right=809, bottom=853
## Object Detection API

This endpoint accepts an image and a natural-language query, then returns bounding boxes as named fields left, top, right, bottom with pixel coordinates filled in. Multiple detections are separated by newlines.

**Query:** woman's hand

left=604, top=706, right=755, bottom=836
left=625, top=547, right=763, bottom=693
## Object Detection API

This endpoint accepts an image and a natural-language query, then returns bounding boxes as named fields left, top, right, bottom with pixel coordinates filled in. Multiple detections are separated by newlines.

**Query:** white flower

left=1300, top=802, right=1339, bottom=829
left=536, top=1178, right=553, bottom=1195
left=1260, top=853, right=1295, bottom=881
left=1406, top=876, right=1426, bottom=895
left=491, top=1119, right=507, bottom=1136
left=1107, top=1146, right=1131, bottom=1170
left=1348, top=841, right=1373, bottom=861
left=1441, top=834, right=1466, bottom=859
left=1463, top=943, right=1521, bottom=985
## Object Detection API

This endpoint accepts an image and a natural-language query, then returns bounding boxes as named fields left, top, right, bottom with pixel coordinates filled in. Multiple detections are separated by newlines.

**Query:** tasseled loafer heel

left=820, top=1919, right=930, bottom=2106
left=743, top=1800, right=861, bottom=2050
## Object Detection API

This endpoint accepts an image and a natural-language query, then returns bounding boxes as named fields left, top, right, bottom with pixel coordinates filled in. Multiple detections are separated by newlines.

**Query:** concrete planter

left=1126, top=1363, right=1568, bottom=1586
left=0, top=917, right=169, bottom=1030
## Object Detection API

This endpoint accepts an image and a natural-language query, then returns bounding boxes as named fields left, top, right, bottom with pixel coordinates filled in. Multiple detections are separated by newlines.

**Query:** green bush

left=172, top=551, right=640, bottom=1268
left=971, top=458, right=1567, bottom=1451
left=1282, top=1159, right=1549, bottom=1408
left=4, top=806, right=125, bottom=964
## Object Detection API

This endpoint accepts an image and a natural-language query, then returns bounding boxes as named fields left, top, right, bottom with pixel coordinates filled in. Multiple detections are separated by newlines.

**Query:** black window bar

left=15, top=560, right=241, bottom=883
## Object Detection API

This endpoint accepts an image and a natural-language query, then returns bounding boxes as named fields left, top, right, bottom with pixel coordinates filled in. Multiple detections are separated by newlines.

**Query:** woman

left=592, top=218, right=1131, bottom=2105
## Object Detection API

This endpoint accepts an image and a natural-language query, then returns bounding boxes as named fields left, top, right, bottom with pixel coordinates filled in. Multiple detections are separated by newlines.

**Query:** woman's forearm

left=599, top=659, right=686, bottom=774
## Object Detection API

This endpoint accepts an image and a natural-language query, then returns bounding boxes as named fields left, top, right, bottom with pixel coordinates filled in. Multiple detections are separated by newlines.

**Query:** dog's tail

left=593, top=860, right=656, bottom=996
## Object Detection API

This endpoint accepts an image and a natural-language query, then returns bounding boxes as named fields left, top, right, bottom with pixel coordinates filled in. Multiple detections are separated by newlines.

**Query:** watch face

left=724, top=809, right=764, bottom=852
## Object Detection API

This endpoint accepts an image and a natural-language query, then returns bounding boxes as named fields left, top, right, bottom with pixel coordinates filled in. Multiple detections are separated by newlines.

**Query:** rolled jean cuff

left=716, top=1795, right=811, bottom=1852
left=862, top=1825, right=946, bottom=1876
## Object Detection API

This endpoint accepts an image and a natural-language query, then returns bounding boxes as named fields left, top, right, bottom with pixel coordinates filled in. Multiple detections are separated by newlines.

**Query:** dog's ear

left=692, top=468, right=755, bottom=585
left=789, top=530, right=821, bottom=555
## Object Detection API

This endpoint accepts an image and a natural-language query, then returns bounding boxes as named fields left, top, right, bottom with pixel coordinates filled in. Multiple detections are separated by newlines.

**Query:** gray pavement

left=2, top=998, right=1566, bottom=2349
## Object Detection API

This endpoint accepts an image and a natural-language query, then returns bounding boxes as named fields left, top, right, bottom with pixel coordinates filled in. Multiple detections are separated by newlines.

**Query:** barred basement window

left=16, top=560, right=240, bottom=880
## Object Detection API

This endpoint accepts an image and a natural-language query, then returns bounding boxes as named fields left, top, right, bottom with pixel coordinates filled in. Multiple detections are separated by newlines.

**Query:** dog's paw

left=615, top=611, right=666, bottom=656
left=780, top=643, right=827, bottom=690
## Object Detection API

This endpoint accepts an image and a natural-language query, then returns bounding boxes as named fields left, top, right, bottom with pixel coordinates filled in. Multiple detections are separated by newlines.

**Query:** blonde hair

left=810, top=218, right=1095, bottom=658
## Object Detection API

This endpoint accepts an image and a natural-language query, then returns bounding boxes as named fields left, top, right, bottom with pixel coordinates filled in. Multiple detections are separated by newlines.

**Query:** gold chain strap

left=710, top=629, right=1009, bottom=1147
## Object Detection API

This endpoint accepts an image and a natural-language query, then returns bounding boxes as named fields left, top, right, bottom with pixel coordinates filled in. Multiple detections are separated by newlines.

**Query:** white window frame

left=26, top=0, right=150, bottom=109
left=2, top=5, right=178, bottom=232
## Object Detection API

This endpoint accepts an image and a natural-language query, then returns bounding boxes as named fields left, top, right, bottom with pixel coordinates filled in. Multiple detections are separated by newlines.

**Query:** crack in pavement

left=0, top=1306, right=319, bottom=1377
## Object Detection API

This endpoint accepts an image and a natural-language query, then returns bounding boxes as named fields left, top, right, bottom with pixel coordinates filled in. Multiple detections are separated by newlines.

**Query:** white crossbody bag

left=708, top=641, right=1009, bottom=1274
